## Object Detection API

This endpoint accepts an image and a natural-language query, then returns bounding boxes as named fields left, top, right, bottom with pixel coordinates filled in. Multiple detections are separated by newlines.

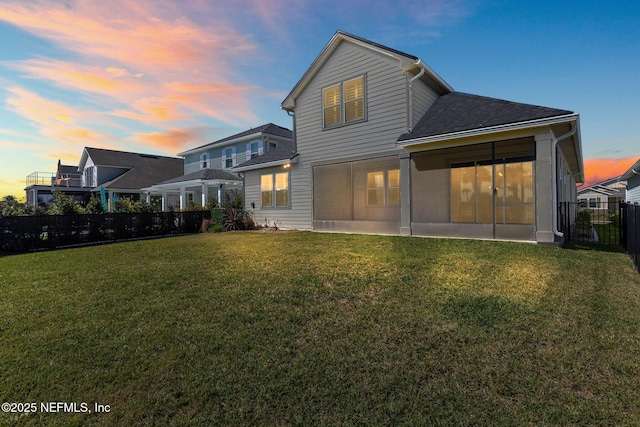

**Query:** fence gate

left=558, top=201, right=622, bottom=246
left=559, top=201, right=640, bottom=274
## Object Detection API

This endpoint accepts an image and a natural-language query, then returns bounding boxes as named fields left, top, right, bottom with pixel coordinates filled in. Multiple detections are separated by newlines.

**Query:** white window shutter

left=258, top=141, right=264, bottom=155
left=232, top=147, right=237, bottom=166
left=246, top=143, right=251, bottom=162
left=221, top=150, right=226, bottom=168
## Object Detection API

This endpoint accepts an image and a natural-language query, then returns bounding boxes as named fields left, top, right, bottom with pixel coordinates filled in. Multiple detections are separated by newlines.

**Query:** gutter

left=287, top=110, right=297, bottom=155
left=552, top=122, right=577, bottom=238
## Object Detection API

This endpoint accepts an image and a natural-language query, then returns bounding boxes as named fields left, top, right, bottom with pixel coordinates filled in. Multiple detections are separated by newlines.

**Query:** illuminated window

left=322, top=76, right=365, bottom=128
left=367, top=169, right=400, bottom=206
left=261, top=171, right=289, bottom=207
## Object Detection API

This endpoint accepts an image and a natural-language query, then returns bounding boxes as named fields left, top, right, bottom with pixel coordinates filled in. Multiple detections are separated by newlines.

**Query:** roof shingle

left=399, top=92, right=574, bottom=142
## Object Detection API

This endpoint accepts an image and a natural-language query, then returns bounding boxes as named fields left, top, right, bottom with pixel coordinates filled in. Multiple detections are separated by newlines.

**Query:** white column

left=108, top=190, right=113, bottom=212
left=217, top=184, right=223, bottom=206
left=201, top=183, right=207, bottom=207
left=180, top=186, right=186, bottom=211
left=161, top=191, right=167, bottom=211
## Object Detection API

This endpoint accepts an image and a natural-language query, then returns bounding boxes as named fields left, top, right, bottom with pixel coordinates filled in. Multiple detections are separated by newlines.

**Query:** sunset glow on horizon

left=0, top=0, right=638, bottom=198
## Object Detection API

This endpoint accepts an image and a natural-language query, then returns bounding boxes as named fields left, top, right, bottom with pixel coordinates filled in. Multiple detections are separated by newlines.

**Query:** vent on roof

left=139, top=154, right=159, bottom=159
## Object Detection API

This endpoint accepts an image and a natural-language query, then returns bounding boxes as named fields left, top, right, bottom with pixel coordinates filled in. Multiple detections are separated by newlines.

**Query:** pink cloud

left=5, top=87, right=110, bottom=150
left=583, top=157, right=639, bottom=187
left=133, top=128, right=208, bottom=153
left=0, top=0, right=262, bottom=150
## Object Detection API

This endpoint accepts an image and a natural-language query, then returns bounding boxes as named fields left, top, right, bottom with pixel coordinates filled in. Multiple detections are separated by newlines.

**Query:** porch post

left=217, top=184, right=223, bottom=207
left=179, top=186, right=186, bottom=211
left=201, top=183, right=207, bottom=207
left=400, top=151, right=412, bottom=236
left=161, top=191, right=167, bottom=211
left=535, top=130, right=555, bottom=243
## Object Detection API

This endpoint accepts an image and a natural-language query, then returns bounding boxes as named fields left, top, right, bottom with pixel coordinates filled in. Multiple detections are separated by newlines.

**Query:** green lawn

left=1, top=232, right=640, bottom=426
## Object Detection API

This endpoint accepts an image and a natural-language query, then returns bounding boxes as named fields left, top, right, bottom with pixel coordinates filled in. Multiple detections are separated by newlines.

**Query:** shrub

left=576, top=209, right=592, bottom=226
left=223, top=190, right=243, bottom=209
left=48, top=190, right=84, bottom=215
left=223, top=208, right=243, bottom=231
left=86, top=196, right=105, bottom=214
left=243, top=217, right=256, bottom=230
left=209, top=224, right=224, bottom=233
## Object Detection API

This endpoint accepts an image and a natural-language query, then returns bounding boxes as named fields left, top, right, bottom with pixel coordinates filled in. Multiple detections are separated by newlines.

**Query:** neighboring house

left=77, top=147, right=183, bottom=210
left=621, top=159, right=640, bottom=204
left=235, top=30, right=583, bottom=244
left=25, top=160, right=90, bottom=208
left=144, top=123, right=292, bottom=210
left=577, top=176, right=626, bottom=210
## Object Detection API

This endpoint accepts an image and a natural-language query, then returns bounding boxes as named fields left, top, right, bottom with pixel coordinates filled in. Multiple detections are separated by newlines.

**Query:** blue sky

left=0, top=0, right=638, bottom=197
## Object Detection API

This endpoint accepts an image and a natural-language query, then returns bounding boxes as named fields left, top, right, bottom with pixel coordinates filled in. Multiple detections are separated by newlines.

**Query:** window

left=322, top=76, right=365, bottom=128
left=367, top=169, right=400, bottom=206
left=250, top=142, right=259, bottom=158
left=83, top=166, right=95, bottom=187
left=246, top=141, right=263, bottom=160
left=268, top=142, right=277, bottom=151
left=199, top=153, right=210, bottom=169
left=222, top=147, right=236, bottom=169
left=261, top=171, right=289, bottom=207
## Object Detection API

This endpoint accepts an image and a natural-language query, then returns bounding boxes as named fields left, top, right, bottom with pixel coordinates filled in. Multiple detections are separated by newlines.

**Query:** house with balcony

left=143, top=123, right=292, bottom=210
left=25, top=160, right=89, bottom=208
left=235, top=30, right=584, bottom=245
left=26, top=148, right=184, bottom=211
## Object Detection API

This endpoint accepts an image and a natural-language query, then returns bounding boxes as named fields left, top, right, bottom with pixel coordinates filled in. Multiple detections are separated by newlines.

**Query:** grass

left=1, top=232, right=640, bottom=426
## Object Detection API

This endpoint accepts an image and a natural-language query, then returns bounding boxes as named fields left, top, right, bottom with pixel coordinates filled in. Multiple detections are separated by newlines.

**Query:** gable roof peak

left=282, top=30, right=452, bottom=110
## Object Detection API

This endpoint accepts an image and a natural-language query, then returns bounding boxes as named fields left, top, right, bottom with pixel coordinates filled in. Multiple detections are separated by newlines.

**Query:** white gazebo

left=143, top=168, right=243, bottom=210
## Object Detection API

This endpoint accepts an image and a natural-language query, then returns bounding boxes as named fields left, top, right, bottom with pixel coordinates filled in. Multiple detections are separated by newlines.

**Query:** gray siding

left=411, top=79, right=439, bottom=130
left=244, top=164, right=311, bottom=230
left=266, top=41, right=414, bottom=229
left=184, top=140, right=260, bottom=175
left=627, top=175, right=640, bottom=203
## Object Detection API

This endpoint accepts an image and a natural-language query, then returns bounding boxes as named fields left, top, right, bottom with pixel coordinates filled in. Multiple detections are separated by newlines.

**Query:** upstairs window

left=222, top=147, right=236, bottom=169
left=199, top=153, right=210, bottom=169
left=246, top=141, right=263, bottom=160
left=322, top=75, right=365, bottom=128
left=83, top=166, right=95, bottom=187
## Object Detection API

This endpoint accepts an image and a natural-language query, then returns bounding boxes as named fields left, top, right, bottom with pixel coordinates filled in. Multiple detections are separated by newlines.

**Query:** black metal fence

left=621, top=202, right=640, bottom=274
left=0, top=211, right=210, bottom=255
left=558, top=201, right=622, bottom=246
left=559, top=201, right=640, bottom=273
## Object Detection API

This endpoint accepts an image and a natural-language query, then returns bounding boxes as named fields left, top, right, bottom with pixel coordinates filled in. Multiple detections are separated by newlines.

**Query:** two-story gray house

left=144, top=123, right=293, bottom=210
left=235, top=31, right=583, bottom=244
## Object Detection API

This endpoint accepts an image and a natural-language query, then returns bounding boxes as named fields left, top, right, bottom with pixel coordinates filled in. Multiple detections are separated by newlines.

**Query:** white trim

left=232, top=156, right=298, bottom=173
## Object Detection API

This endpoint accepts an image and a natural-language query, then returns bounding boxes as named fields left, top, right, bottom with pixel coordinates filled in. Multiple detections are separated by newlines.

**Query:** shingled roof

left=155, top=168, right=242, bottom=186
left=179, top=123, right=293, bottom=155
left=84, top=147, right=184, bottom=190
left=399, top=92, right=574, bottom=142
left=233, top=142, right=296, bottom=171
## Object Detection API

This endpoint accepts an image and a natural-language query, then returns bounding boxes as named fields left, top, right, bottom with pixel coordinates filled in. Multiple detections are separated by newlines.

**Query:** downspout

left=407, top=60, right=426, bottom=133
left=552, top=123, right=577, bottom=237
left=287, top=110, right=297, bottom=155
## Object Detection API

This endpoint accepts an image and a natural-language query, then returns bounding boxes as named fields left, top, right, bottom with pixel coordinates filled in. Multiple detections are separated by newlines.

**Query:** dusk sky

left=0, top=0, right=638, bottom=198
